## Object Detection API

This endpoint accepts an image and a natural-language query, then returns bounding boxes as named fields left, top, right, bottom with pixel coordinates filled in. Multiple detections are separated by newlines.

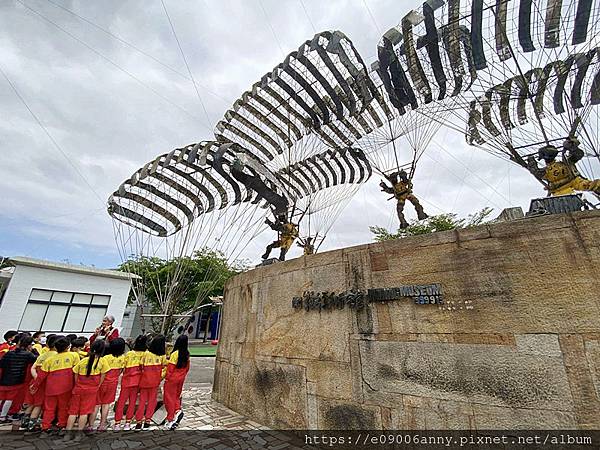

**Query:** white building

left=0, top=256, right=138, bottom=338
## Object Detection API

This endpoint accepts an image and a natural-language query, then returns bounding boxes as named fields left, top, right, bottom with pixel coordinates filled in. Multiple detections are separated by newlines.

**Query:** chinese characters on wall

left=292, top=284, right=443, bottom=312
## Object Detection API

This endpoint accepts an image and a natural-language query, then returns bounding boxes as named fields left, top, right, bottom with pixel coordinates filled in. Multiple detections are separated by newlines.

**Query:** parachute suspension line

left=490, top=1, right=551, bottom=146
left=414, top=107, right=464, bottom=139
left=113, top=220, right=147, bottom=331
left=578, top=112, right=600, bottom=159
left=113, top=214, right=160, bottom=331
left=200, top=191, right=271, bottom=304
left=308, top=201, right=312, bottom=237
left=160, top=0, right=212, bottom=129
left=387, top=116, right=401, bottom=174
left=429, top=139, right=511, bottom=207
left=187, top=205, right=239, bottom=307
left=111, top=220, right=124, bottom=268
left=113, top=222, right=141, bottom=308
left=196, top=175, right=258, bottom=288
left=545, top=1, right=587, bottom=147
left=507, top=160, right=511, bottom=205
left=545, top=69, right=599, bottom=180
left=162, top=171, right=212, bottom=324
left=216, top=212, right=261, bottom=262
left=181, top=221, right=221, bottom=308
left=408, top=113, right=418, bottom=179
left=283, top=102, right=293, bottom=217
left=561, top=108, right=591, bottom=171
left=410, top=103, right=441, bottom=180
left=162, top=204, right=197, bottom=322
left=187, top=217, right=229, bottom=308
left=149, top=235, right=167, bottom=319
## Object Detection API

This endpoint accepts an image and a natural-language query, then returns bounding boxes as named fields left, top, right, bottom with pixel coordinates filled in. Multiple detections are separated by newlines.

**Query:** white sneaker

left=163, top=420, right=174, bottom=430
left=123, top=423, right=131, bottom=431
left=174, top=410, right=184, bottom=426
left=113, top=423, right=122, bottom=431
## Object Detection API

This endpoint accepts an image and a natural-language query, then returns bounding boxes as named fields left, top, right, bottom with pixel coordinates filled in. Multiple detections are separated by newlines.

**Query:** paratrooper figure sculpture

left=379, top=169, right=428, bottom=228
left=527, top=137, right=600, bottom=196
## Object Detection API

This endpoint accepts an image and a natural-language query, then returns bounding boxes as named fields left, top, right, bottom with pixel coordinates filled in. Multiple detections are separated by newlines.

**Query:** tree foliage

left=117, top=248, right=248, bottom=332
left=370, top=208, right=494, bottom=242
left=0, top=257, right=10, bottom=270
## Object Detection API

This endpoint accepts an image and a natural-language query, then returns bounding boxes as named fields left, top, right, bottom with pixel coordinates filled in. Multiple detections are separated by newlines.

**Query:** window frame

left=20, top=288, right=111, bottom=333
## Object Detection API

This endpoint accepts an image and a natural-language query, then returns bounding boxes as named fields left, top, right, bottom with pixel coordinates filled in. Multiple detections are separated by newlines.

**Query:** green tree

left=118, top=248, right=248, bottom=333
left=0, top=256, right=11, bottom=270
left=370, top=208, right=493, bottom=242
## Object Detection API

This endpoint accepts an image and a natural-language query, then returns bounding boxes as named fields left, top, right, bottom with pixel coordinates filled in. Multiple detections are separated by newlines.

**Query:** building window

left=19, top=288, right=110, bottom=333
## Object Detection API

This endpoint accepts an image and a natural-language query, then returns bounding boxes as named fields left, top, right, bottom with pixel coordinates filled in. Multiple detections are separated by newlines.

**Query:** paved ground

left=172, top=357, right=267, bottom=431
left=0, top=357, right=314, bottom=449
left=0, top=357, right=262, bottom=431
left=187, top=356, right=216, bottom=384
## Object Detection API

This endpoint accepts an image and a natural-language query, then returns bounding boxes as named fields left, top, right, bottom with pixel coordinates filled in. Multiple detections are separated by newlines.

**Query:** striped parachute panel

left=376, top=0, right=600, bottom=114
left=108, top=142, right=372, bottom=237
left=214, top=30, right=377, bottom=164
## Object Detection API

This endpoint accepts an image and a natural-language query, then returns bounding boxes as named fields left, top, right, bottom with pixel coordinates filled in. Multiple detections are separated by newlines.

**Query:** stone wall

left=213, top=210, right=600, bottom=429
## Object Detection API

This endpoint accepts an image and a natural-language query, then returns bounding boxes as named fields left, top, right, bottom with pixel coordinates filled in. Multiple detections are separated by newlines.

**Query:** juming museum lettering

left=292, top=284, right=443, bottom=311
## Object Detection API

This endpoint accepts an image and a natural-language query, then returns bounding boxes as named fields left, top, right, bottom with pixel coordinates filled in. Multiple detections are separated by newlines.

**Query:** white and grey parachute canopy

left=208, top=29, right=381, bottom=246
left=108, top=141, right=371, bottom=237
left=370, top=0, right=600, bottom=181
left=214, top=30, right=377, bottom=169
left=107, top=29, right=384, bottom=317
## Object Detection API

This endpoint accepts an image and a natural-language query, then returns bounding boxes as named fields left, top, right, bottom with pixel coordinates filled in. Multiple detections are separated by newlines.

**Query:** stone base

left=214, top=210, right=600, bottom=430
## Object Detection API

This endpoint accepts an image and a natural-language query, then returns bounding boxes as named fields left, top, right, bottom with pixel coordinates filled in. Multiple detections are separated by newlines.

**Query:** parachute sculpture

left=215, top=30, right=379, bottom=162
left=108, top=142, right=372, bottom=237
left=108, top=0, right=600, bottom=330
left=210, top=30, right=387, bottom=247
left=108, top=31, right=378, bottom=330
left=369, top=0, right=600, bottom=195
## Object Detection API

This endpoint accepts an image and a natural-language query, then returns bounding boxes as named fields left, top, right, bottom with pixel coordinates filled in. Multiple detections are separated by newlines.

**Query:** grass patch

left=189, top=345, right=218, bottom=357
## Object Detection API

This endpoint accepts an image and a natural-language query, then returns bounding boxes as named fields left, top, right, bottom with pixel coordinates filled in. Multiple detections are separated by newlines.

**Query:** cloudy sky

left=0, top=0, right=543, bottom=268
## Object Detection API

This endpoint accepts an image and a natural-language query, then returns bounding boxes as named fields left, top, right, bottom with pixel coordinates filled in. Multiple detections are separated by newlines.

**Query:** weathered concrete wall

left=213, top=210, right=600, bottom=430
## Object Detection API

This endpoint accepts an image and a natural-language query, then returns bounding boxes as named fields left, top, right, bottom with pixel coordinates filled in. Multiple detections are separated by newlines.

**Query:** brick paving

left=172, top=382, right=270, bottom=430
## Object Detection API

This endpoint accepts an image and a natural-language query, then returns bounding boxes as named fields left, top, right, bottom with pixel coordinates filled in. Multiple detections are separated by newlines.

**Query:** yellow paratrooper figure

left=527, top=137, right=600, bottom=196
left=379, top=169, right=428, bottom=229
left=297, top=236, right=315, bottom=256
left=262, top=214, right=299, bottom=261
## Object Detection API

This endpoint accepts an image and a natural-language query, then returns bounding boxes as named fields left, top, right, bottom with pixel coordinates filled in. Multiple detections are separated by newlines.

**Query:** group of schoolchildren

left=0, top=329, right=190, bottom=439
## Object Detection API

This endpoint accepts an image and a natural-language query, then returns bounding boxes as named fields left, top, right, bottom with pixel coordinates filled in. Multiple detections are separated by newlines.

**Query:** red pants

left=163, top=379, right=184, bottom=421
left=68, top=392, right=97, bottom=416
left=97, top=382, right=118, bottom=405
left=8, top=384, right=26, bottom=414
left=114, top=386, right=138, bottom=422
left=23, top=380, right=46, bottom=407
left=42, top=392, right=70, bottom=430
left=0, top=385, right=22, bottom=401
left=23, top=387, right=34, bottom=407
left=135, top=386, right=158, bottom=422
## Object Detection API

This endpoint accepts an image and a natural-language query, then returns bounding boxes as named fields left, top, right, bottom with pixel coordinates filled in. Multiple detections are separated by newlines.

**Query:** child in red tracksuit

left=114, top=335, right=147, bottom=431
left=0, top=337, right=37, bottom=422
left=3, top=333, right=36, bottom=419
left=134, top=335, right=166, bottom=430
left=0, top=331, right=18, bottom=359
left=163, top=335, right=190, bottom=430
left=65, top=340, right=109, bottom=441
left=22, top=334, right=58, bottom=431
left=30, top=337, right=80, bottom=433
left=94, top=337, right=126, bottom=431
